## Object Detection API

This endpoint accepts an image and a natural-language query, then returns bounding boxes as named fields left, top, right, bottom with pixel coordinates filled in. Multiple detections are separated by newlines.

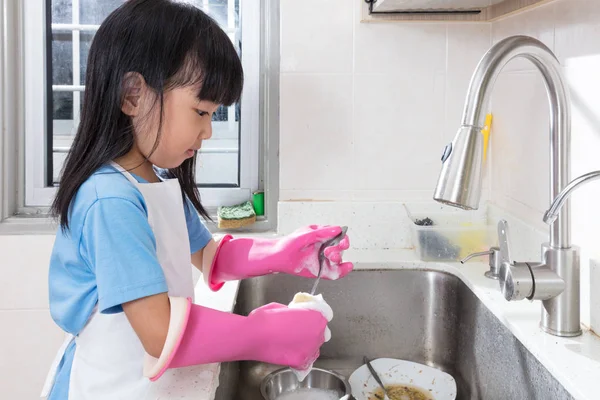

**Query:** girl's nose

left=200, top=123, right=213, bottom=140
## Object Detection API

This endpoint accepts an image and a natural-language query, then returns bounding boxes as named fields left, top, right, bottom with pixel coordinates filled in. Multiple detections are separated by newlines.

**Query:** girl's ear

left=121, top=72, right=147, bottom=116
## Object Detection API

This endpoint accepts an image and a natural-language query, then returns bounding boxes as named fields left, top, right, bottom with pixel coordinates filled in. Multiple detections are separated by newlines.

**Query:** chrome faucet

left=434, top=35, right=582, bottom=337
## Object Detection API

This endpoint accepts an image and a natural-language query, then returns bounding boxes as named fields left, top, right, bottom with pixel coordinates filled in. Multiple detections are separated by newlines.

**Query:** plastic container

left=403, top=202, right=495, bottom=262
left=253, top=191, right=265, bottom=216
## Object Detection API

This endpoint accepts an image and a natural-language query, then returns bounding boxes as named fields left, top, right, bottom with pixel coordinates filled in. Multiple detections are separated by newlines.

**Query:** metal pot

left=260, top=367, right=351, bottom=399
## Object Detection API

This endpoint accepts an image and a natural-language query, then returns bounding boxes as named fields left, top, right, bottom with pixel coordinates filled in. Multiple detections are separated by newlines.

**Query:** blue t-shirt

left=47, top=164, right=212, bottom=400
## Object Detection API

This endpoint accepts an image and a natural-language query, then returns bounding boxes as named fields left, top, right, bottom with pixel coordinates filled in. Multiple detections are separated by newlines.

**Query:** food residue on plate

left=368, top=384, right=434, bottom=400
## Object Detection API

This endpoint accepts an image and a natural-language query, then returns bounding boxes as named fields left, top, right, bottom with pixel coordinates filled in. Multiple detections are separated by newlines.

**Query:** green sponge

left=217, top=201, right=256, bottom=229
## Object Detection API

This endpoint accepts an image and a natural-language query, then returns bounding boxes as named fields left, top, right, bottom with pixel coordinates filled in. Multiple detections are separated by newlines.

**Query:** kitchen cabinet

left=361, top=0, right=550, bottom=22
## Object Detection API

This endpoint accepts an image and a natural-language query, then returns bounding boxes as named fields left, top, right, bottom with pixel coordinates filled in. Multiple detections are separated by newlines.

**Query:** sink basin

left=214, top=269, right=573, bottom=400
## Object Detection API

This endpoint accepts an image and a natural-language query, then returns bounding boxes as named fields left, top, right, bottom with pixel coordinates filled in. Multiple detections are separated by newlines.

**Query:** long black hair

left=51, top=0, right=243, bottom=229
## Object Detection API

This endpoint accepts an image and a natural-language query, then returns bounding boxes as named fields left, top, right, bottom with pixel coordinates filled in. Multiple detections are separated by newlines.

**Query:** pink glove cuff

left=143, top=297, right=192, bottom=381
left=206, top=234, right=233, bottom=292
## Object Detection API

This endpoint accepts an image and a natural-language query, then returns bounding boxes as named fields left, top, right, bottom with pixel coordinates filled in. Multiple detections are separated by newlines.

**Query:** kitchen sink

left=214, top=269, right=573, bottom=400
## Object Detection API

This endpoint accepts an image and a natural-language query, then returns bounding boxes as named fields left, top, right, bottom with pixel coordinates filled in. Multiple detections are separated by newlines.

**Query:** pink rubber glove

left=143, top=298, right=328, bottom=380
left=208, top=225, right=353, bottom=291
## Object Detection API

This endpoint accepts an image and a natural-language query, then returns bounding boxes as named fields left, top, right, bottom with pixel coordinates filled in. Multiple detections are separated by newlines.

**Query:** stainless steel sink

left=214, top=269, right=573, bottom=400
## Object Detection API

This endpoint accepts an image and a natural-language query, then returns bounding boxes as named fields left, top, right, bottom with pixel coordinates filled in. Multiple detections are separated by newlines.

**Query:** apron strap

left=40, top=334, right=75, bottom=398
left=108, top=161, right=138, bottom=185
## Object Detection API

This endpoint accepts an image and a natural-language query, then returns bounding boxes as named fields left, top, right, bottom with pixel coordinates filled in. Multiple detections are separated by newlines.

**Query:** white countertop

left=181, top=249, right=600, bottom=400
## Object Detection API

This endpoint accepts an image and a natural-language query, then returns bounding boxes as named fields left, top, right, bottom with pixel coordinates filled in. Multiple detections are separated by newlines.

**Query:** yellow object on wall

left=481, top=113, right=493, bottom=163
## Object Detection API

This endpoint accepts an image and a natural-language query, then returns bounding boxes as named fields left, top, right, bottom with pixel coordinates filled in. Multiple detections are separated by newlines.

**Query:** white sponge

left=287, top=292, right=334, bottom=381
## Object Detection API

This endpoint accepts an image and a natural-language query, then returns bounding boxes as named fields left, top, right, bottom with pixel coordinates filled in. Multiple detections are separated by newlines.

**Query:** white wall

left=489, top=0, right=600, bottom=333
left=278, top=0, right=493, bottom=251
left=0, top=236, right=64, bottom=399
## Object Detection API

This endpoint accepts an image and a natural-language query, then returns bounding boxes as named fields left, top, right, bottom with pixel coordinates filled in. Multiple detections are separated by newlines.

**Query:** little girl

left=41, top=1, right=352, bottom=399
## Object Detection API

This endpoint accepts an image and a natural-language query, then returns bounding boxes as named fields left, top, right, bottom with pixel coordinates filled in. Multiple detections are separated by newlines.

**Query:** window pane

left=52, top=91, right=77, bottom=184
left=52, top=92, right=73, bottom=120
left=79, top=0, right=126, bottom=25
left=196, top=153, right=239, bottom=185
left=80, top=32, right=94, bottom=83
left=53, top=150, right=68, bottom=184
left=47, top=0, right=243, bottom=190
left=52, top=31, right=73, bottom=85
left=188, top=0, right=240, bottom=27
left=191, top=0, right=241, bottom=186
left=212, top=106, right=228, bottom=122
left=51, top=0, right=72, bottom=24
left=203, top=4, right=231, bottom=28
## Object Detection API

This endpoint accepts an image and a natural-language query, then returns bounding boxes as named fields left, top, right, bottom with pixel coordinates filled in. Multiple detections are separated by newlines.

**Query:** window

left=23, top=0, right=261, bottom=210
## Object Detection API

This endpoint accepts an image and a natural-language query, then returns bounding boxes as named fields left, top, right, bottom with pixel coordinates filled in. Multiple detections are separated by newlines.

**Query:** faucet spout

left=544, top=170, right=600, bottom=224
left=434, top=35, right=572, bottom=249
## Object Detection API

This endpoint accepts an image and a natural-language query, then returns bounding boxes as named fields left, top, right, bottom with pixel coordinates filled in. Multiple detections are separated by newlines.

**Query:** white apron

left=42, top=162, right=206, bottom=399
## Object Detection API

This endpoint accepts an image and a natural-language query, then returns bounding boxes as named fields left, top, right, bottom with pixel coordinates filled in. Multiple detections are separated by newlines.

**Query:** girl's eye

left=196, top=110, right=209, bottom=117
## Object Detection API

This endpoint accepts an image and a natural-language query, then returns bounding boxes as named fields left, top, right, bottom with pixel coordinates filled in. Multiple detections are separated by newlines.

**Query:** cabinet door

left=362, top=0, right=548, bottom=22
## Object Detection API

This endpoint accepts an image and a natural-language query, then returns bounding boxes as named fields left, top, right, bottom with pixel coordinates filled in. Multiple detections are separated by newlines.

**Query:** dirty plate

left=348, top=358, right=456, bottom=400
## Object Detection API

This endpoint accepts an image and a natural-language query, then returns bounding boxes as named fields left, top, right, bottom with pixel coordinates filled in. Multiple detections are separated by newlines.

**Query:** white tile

left=353, top=71, right=446, bottom=191
left=564, top=63, right=600, bottom=176
left=579, top=256, right=591, bottom=329
left=570, top=179, right=600, bottom=327
left=277, top=201, right=353, bottom=236
left=352, top=189, right=436, bottom=202
left=354, top=22, right=446, bottom=75
left=279, top=74, right=354, bottom=191
left=554, top=0, right=600, bottom=65
left=590, top=259, right=600, bottom=334
left=490, top=71, right=550, bottom=219
left=445, top=23, right=492, bottom=142
left=277, top=201, right=412, bottom=250
left=280, top=190, right=354, bottom=202
left=486, top=203, right=547, bottom=262
left=549, top=0, right=600, bottom=335
left=280, top=0, right=354, bottom=73
left=492, top=2, right=556, bottom=72
left=350, top=202, right=412, bottom=250
left=0, top=310, right=65, bottom=400
left=0, top=235, right=55, bottom=310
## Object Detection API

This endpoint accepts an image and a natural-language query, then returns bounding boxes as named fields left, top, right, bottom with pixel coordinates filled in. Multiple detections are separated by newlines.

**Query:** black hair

left=51, top=0, right=243, bottom=229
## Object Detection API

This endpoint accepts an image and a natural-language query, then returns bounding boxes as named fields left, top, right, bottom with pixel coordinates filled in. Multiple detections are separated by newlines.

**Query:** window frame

left=0, top=0, right=280, bottom=234
left=25, top=0, right=260, bottom=209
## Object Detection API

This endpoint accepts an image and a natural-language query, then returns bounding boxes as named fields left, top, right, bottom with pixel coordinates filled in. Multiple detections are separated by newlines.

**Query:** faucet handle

left=497, top=219, right=514, bottom=266
left=495, top=220, right=537, bottom=301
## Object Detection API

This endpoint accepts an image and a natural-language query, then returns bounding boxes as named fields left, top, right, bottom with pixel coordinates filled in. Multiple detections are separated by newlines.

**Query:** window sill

left=0, top=214, right=278, bottom=236
left=0, top=216, right=58, bottom=235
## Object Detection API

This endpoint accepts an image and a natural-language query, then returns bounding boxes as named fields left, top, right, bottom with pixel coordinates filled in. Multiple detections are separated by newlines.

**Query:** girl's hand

left=247, top=303, right=328, bottom=370
left=277, top=225, right=353, bottom=280
left=205, top=225, right=354, bottom=291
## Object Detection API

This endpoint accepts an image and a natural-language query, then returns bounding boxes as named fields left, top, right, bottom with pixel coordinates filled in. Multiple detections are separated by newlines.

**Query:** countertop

left=178, top=248, right=600, bottom=400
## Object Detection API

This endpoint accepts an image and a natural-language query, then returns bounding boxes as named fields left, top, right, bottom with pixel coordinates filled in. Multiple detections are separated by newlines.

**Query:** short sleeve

left=184, top=197, right=212, bottom=254
left=80, top=198, right=169, bottom=314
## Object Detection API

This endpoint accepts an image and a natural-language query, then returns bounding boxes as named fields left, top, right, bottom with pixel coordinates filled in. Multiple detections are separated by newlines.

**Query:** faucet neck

left=462, top=36, right=572, bottom=248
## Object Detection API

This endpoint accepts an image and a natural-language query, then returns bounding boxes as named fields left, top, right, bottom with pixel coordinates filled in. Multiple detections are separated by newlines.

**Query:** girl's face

left=125, top=76, right=221, bottom=169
